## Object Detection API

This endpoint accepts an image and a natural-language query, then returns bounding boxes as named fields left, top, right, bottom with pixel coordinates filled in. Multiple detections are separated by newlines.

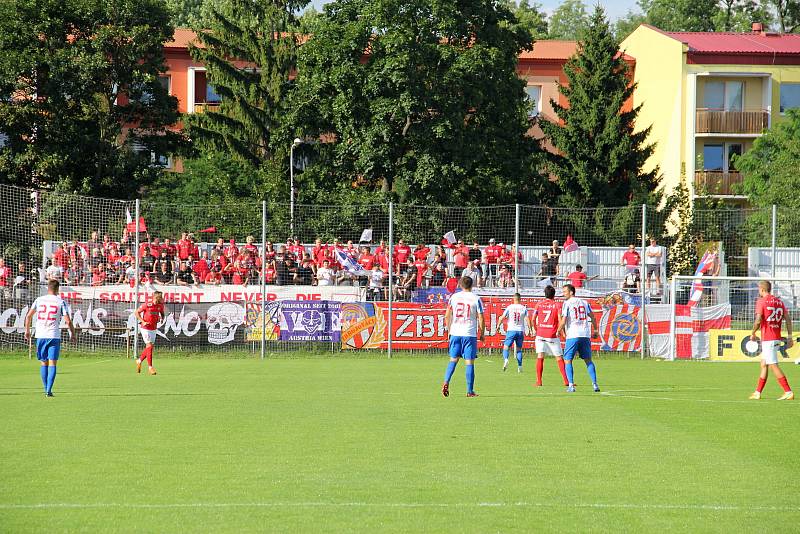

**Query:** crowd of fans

left=0, top=231, right=667, bottom=301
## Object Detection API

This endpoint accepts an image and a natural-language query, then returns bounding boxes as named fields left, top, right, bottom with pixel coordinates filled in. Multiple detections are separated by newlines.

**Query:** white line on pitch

left=1, top=502, right=798, bottom=512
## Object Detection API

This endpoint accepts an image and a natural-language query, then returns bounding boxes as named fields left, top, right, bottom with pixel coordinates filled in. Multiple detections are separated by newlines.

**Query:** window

left=703, top=80, right=743, bottom=111
left=702, top=143, right=742, bottom=172
left=703, top=144, right=724, bottom=171
left=525, top=85, right=541, bottom=117
left=780, top=83, right=800, bottom=113
left=158, top=75, right=171, bottom=96
left=130, top=142, right=171, bottom=169
left=206, top=84, right=221, bottom=104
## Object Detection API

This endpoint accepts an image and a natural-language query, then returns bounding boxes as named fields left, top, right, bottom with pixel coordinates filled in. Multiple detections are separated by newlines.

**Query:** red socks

left=536, top=358, right=544, bottom=385
left=139, top=346, right=153, bottom=366
left=557, top=359, right=568, bottom=386
left=777, top=376, right=792, bottom=393
left=756, top=378, right=767, bottom=393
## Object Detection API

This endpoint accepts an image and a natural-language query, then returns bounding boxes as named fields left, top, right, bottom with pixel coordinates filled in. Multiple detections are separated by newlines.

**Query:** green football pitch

left=1, top=352, right=799, bottom=533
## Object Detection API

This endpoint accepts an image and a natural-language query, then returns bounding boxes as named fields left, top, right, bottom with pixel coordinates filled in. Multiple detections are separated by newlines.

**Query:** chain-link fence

left=0, top=183, right=794, bottom=359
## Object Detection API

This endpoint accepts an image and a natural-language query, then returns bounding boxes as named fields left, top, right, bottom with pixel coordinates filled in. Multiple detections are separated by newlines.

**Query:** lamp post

left=289, top=137, right=303, bottom=236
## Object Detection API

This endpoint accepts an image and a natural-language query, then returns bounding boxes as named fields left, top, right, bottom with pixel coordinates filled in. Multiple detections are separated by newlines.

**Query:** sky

left=308, top=0, right=642, bottom=21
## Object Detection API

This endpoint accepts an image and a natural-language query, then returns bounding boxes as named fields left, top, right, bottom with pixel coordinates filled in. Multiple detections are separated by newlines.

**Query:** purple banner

left=279, top=300, right=341, bottom=342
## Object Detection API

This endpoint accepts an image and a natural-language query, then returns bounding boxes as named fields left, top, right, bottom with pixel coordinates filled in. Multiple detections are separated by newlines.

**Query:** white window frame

left=525, top=84, right=542, bottom=118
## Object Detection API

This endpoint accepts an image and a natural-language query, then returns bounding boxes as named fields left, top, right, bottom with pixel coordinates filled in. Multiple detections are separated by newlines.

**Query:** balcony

left=193, top=102, right=221, bottom=113
left=695, top=109, right=769, bottom=135
left=694, top=171, right=744, bottom=196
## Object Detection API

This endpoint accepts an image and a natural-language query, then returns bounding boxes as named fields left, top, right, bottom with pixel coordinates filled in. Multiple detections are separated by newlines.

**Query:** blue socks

left=502, top=347, right=509, bottom=363
left=565, top=361, right=574, bottom=385
left=465, top=364, right=475, bottom=393
left=586, top=360, right=598, bottom=385
left=40, top=366, right=48, bottom=391
left=46, top=365, right=57, bottom=394
left=516, top=351, right=523, bottom=368
left=444, top=360, right=458, bottom=383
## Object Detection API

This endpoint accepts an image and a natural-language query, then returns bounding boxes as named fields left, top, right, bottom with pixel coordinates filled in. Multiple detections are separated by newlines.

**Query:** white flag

left=126, top=207, right=133, bottom=225
left=442, top=231, right=456, bottom=245
left=359, top=228, right=373, bottom=243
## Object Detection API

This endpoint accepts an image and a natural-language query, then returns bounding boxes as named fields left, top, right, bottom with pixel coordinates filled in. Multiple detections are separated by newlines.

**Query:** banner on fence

left=55, top=284, right=362, bottom=304
left=646, top=303, right=732, bottom=359
left=708, top=329, right=800, bottom=362
left=279, top=301, right=341, bottom=342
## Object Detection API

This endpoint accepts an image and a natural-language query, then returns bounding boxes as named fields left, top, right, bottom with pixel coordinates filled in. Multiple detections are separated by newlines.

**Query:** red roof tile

left=646, top=24, right=800, bottom=55
left=519, top=40, right=578, bottom=60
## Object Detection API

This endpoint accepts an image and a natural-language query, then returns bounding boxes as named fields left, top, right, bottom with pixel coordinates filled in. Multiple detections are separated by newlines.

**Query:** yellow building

left=621, top=24, right=800, bottom=201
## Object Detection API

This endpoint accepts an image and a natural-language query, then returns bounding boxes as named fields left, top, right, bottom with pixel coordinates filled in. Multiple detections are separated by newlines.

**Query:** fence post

left=514, top=204, right=520, bottom=291
left=771, top=204, right=777, bottom=278
left=669, top=275, right=677, bottom=361
left=261, top=200, right=266, bottom=360
left=641, top=204, right=647, bottom=360
left=388, top=202, right=394, bottom=359
left=133, top=198, right=140, bottom=359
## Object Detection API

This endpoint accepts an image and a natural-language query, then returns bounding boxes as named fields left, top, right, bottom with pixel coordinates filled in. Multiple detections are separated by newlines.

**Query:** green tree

left=736, top=108, right=800, bottom=245
left=714, top=1, right=773, bottom=31
left=638, top=0, right=720, bottom=32
left=771, top=0, right=800, bottom=32
left=614, top=9, right=647, bottom=41
left=541, top=5, right=658, bottom=209
left=500, top=0, right=549, bottom=39
left=548, top=0, right=591, bottom=39
left=167, top=0, right=205, bottom=27
left=663, top=170, right=696, bottom=276
left=185, top=0, right=305, bottom=199
left=0, top=0, right=183, bottom=197
left=290, top=0, right=550, bottom=206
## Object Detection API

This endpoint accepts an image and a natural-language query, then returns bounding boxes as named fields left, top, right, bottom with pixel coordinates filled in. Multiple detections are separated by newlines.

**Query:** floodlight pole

left=133, top=199, right=140, bottom=359
left=388, top=202, right=394, bottom=359
left=641, top=204, right=647, bottom=360
left=290, top=138, right=303, bottom=237
left=261, top=200, right=266, bottom=360
left=514, top=203, right=520, bottom=291
left=771, top=204, right=777, bottom=278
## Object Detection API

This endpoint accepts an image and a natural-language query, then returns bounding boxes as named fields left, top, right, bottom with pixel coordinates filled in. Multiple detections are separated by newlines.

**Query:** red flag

left=126, top=217, right=147, bottom=233
left=563, top=234, right=578, bottom=252
left=198, top=226, right=217, bottom=233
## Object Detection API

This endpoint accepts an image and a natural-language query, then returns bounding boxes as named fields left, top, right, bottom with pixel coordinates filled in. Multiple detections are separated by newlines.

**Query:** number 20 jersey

left=448, top=291, right=484, bottom=338
left=756, top=294, right=786, bottom=341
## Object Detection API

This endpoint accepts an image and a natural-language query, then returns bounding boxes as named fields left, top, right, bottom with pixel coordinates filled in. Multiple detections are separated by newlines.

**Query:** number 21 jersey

left=448, top=291, right=484, bottom=338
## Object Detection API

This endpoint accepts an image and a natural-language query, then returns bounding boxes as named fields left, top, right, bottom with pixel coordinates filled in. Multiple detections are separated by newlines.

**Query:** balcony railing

left=694, top=170, right=743, bottom=196
left=193, top=102, right=221, bottom=113
left=695, top=109, right=768, bottom=134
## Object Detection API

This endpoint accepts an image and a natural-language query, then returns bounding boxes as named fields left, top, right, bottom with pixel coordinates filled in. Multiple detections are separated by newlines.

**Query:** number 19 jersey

left=448, top=291, right=484, bottom=338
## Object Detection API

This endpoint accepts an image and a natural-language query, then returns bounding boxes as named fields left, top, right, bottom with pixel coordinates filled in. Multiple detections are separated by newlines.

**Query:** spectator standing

left=368, top=265, right=386, bottom=300
left=645, top=238, right=663, bottom=294
left=177, top=232, right=192, bottom=261
left=141, top=249, right=157, bottom=274
left=538, top=252, right=559, bottom=281
left=297, top=256, right=314, bottom=285
left=311, top=239, right=327, bottom=266
left=275, top=253, right=291, bottom=286
left=462, top=259, right=482, bottom=288
left=431, top=253, right=448, bottom=287
left=622, top=268, right=641, bottom=294
left=413, top=243, right=431, bottom=262
left=87, top=231, right=100, bottom=256
left=161, top=237, right=176, bottom=259
left=467, top=242, right=483, bottom=275
left=46, top=258, right=64, bottom=282
left=0, top=258, right=11, bottom=299
left=316, top=260, right=335, bottom=286
left=288, top=238, right=305, bottom=259
left=453, top=240, right=469, bottom=278
left=549, top=240, right=561, bottom=262
left=14, top=261, right=31, bottom=300
left=394, top=239, right=411, bottom=274
left=566, top=264, right=588, bottom=289
left=53, top=243, right=69, bottom=271
left=484, top=238, right=502, bottom=286
left=65, top=260, right=84, bottom=285
left=193, top=251, right=211, bottom=281
left=621, top=244, right=641, bottom=274
left=413, top=255, right=429, bottom=289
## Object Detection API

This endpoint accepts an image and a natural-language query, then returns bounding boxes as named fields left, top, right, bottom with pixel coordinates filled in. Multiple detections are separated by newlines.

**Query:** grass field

left=1, top=352, right=799, bottom=533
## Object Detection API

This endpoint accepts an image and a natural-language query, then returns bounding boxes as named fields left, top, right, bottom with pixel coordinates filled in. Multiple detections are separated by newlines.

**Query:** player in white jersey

left=24, top=279, right=76, bottom=397
left=558, top=284, right=599, bottom=393
left=499, top=293, right=527, bottom=372
left=442, top=276, right=485, bottom=397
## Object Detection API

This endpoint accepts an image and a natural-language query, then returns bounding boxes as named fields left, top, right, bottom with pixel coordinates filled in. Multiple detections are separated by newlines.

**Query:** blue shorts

left=449, top=336, right=478, bottom=361
left=36, top=338, right=61, bottom=362
left=504, top=331, right=525, bottom=349
left=564, top=337, right=592, bottom=361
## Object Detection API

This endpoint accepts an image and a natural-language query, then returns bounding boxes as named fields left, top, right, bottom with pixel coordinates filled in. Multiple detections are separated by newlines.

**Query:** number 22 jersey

left=31, top=294, right=71, bottom=340
left=448, top=291, right=484, bottom=338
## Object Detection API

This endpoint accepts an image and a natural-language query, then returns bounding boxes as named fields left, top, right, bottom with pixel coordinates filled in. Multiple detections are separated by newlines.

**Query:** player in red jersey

left=529, top=285, right=569, bottom=387
left=750, top=281, right=794, bottom=400
left=134, top=291, right=165, bottom=375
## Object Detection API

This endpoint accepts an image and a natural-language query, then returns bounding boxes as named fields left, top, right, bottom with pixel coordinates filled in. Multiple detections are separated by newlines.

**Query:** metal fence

left=0, top=183, right=792, bottom=359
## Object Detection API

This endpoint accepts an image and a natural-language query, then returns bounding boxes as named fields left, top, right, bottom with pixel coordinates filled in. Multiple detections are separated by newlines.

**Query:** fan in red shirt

left=176, top=233, right=193, bottom=261
left=288, top=238, right=305, bottom=258
left=412, top=243, right=431, bottom=262
left=414, top=258, right=429, bottom=288
left=621, top=244, right=640, bottom=273
left=529, top=285, right=569, bottom=387
left=566, top=264, right=588, bottom=288
left=161, top=238, right=176, bottom=259
left=311, top=239, right=327, bottom=265
left=749, top=280, right=794, bottom=400
left=134, top=291, right=165, bottom=375
left=484, top=239, right=503, bottom=286
left=452, top=241, right=469, bottom=278
left=358, top=247, right=375, bottom=271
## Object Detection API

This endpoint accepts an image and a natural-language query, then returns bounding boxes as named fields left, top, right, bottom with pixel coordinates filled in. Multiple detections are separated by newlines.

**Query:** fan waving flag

left=359, top=228, right=373, bottom=243
left=198, top=226, right=217, bottom=234
left=441, top=231, right=456, bottom=248
left=334, top=248, right=367, bottom=276
left=563, top=235, right=578, bottom=253
left=125, top=208, right=147, bottom=233
left=688, top=251, right=715, bottom=307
